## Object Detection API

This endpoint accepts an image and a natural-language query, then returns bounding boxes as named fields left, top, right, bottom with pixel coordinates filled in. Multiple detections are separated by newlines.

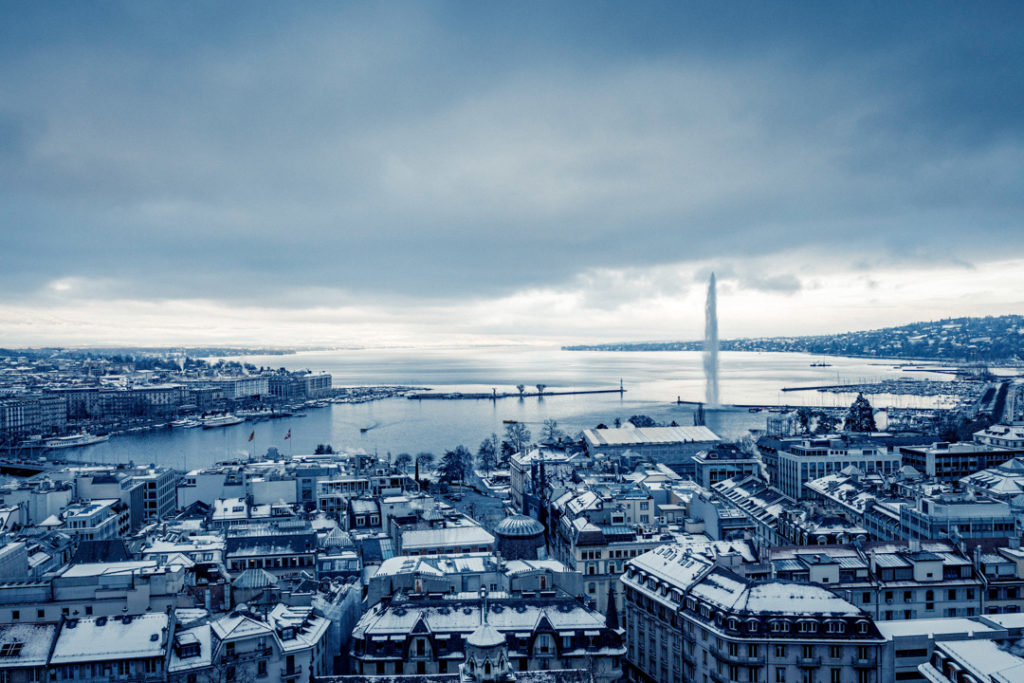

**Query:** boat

left=169, top=419, right=201, bottom=429
left=201, top=414, right=244, bottom=429
left=44, top=432, right=110, bottom=449
left=810, top=362, right=833, bottom=367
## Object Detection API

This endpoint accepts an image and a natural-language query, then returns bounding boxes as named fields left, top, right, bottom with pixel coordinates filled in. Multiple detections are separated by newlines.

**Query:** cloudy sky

left=1, top=2, right=1022, bottom=347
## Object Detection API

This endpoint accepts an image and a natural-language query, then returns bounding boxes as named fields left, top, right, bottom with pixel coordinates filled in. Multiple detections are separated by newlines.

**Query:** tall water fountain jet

left=703, top=272, right=720, bottom=407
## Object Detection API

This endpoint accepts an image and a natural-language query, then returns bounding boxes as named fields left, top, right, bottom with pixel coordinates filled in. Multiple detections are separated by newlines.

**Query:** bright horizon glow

left=2, top=256, right=1022, bottom=348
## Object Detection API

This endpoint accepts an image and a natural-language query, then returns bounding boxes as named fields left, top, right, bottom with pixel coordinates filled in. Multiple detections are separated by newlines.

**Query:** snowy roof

left=373, top=553, right=492, bottom=578
left=629, top=545, right=864, bottom=617
left=267, top=604, right=330, bottom=652
left=51, top=614, right=169, bottom=664
left=467, top=623, right=504, bottom=648
left=232, top=568, right=279, bottom=589
left=876, top=617, right=1001, bottom=639
left=167, top=624, right=213, bottom=673
left=211, top=612, right=275, bottom=641
left=583, top=424, right=720, bottom=447
left=936, top=639, right=1024, bottom=682
left=354, top=597, right=611, bottom=639
left=57, top=560, right=159, bottom=578
left=0, top=623, right=57, bottom=668
left=400, top=526, right=495, bottom=551
left=503, top=559, right=570, bottom=574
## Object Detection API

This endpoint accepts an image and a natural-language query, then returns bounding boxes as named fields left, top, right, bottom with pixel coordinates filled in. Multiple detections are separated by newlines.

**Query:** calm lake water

left=60, top=347, right=952, bottom=470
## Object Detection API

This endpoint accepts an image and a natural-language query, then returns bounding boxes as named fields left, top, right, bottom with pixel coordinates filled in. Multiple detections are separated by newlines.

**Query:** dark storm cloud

left=0, top=1, right=1022, bottom=309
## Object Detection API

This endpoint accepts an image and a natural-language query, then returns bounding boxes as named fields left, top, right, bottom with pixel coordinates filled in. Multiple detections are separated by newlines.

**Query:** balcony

left=711, top=645, right=761, bottom=665
left=853, top=656, right=876, bottom=668
left=709, top=670, right=729, bottom=683
left=281, top=665, right=303, bottom=680
left=223, top=645, right=273, bottom=662
left=797, top=656, right=821, bottom=667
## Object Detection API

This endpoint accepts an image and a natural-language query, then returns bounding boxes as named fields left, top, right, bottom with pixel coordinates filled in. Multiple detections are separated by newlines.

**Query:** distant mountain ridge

left=563, top=314, right=1024, bottom=362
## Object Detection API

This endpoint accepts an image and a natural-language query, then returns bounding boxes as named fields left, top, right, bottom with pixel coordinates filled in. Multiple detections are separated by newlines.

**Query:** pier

left=407, top=387, right=626, bottom=400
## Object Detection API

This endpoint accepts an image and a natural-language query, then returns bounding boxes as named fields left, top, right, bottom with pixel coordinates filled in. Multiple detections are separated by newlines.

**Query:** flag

left=248, top=430, right=254, bottom=442
left=284, top=429, right=291, bottom=440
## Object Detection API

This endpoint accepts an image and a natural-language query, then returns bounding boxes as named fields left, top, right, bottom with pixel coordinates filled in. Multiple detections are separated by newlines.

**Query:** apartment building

left=621, top=544, right=885, bottom=683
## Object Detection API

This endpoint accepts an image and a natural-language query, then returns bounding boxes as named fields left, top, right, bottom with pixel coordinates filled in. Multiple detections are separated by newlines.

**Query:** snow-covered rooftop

left=583, top=424, right=720, bottom=447
left=51, top=614, right=169, bottom=664
left=0, top=623, right=57, bottom=668
left=400, top=526, right=495, bottom=551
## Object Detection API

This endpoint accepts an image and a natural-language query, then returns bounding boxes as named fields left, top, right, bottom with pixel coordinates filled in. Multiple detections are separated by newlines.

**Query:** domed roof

left=467, top=623, right=505, bottom=648
left=495, top=515, right=544, bottom=538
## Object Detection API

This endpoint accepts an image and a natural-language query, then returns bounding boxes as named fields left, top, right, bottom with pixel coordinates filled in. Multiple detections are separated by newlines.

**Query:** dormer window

left=856, top=621, right=869, bottom=634
left=798, top=620, right=816, bottom=633
left=770, top=620, right=789, bottom=633
left=746, top=619, right=759, bottom=633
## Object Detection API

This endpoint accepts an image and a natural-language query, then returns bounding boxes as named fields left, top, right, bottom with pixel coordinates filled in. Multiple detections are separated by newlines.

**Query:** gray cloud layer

left=1, top=2, right=1022, bottom=318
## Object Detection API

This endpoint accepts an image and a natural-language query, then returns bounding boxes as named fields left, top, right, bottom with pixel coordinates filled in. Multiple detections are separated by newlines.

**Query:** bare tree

left=393, top=453, right=412, bottom=473
left=541, top=419, right=564, bottom=444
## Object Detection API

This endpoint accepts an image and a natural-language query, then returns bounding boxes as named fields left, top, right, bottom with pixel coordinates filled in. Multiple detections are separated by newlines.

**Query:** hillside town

left=2, top=362, right=1024, bottom=683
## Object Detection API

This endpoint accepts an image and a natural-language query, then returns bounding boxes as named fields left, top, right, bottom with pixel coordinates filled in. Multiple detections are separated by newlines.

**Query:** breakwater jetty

left=407, top=386, right=625, bottom=400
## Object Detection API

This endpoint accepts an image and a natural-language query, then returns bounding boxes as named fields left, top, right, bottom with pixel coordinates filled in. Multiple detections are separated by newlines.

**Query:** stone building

left=621, top=544, right=886, bottom=683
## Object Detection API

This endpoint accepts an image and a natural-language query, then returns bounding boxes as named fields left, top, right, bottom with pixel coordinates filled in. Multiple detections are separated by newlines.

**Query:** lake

left=59, top=347, right=951, bottom=470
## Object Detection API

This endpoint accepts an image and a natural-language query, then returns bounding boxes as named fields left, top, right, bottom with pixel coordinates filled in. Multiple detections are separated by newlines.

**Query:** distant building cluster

left=0, top=351, right=333, bottom=445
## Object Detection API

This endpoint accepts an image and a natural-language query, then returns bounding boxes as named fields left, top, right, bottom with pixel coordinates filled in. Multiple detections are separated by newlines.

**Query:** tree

left=499, top=439, right=516, bottom=466
left=314, top=443, right=333, bottom=454
left=503, top=422, right=532, bottom=455
left=440, top=445, right=473, bottom=485
left=845, top=393, right=877, bottom=432
left=477, top=434, right=499, bottom=474
left=393, top=453, right=412, bottom=473
left=536, top=384, right=547, bottom=395
left=541, top=419, right=564, bottom=444
left=815, top=413, right=840, bottom=434
left=516, top=384, right=526, bottom=398
left=797, top=407, right=813, bottom=434
left=628, top=415, right=657, bottom=428
left=416, top=452, right=436, bottom=476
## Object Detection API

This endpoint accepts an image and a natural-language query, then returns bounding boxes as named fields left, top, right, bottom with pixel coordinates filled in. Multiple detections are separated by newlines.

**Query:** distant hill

left=563, top=314, right=1024, bottom=362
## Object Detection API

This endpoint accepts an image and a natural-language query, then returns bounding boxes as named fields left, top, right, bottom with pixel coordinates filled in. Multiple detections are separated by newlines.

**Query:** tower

left=460, top=588, right=514, bottom=683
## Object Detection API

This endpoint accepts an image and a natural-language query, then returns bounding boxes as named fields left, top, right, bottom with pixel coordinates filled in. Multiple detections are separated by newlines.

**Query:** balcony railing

left=709, top=670, right=729, bottom=683
left=853, top=656, right=876, bottom=668
left=223, top=646, right=273, bottom=662
left=797, top=656, right=821, bottom=667
left=711, top=645, right=762, bottom=665
left=282, top=665, right=303, bottom=679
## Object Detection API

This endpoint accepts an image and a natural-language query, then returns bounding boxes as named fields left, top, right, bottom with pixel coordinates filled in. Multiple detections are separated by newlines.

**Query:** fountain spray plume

left=703, top=272, right=720, bottom=407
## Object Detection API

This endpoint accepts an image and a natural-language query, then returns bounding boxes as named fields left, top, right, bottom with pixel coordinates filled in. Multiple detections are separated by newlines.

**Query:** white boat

left=44, top=433, right=110, bottom=449
left=170, top=419, right=201, bottom=429
left=201, top=414, right=244, bottom=429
